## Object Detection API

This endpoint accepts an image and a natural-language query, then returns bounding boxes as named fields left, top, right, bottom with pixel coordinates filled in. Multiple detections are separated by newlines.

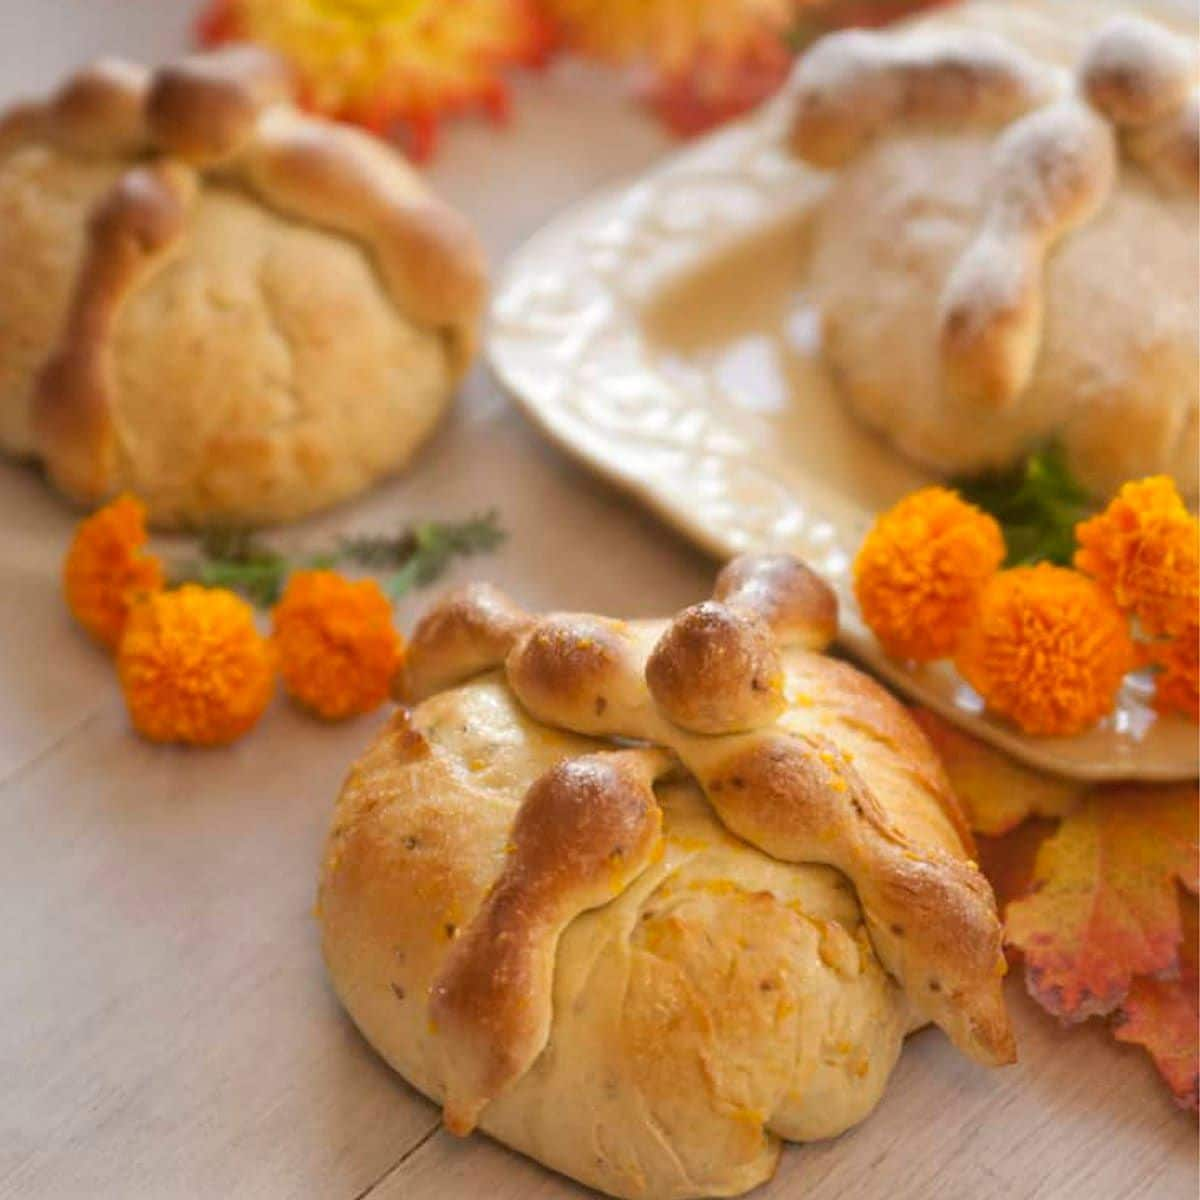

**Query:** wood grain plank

left=2, top=9, right=1196, bottom=1199
left=0, top=471, right=114, bottom=778
left=368, top=984, right=1198, bottom=1200
left=0, top=703, right=438, bottom=1199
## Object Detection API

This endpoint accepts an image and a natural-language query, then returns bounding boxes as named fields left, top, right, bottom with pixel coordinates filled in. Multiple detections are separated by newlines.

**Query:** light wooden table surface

left=1, top=4, right=1196, bottom=1198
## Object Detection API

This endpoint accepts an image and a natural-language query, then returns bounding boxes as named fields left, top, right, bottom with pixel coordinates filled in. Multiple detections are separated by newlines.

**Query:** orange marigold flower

left=955, top=565, right=1136, bottom=737
left=64, top=495, right=165, bottom=650
left=272, top=571, right=403, bottom=720
left=198, top=0, right=553, bottom=159
left=1075, top=476, right=1199, bottom=639
left=118, top=586, right=275, bottom=746
left=854, top=486, right=1006, bottom=662
left=1147, top=622, right=1199, bottom=722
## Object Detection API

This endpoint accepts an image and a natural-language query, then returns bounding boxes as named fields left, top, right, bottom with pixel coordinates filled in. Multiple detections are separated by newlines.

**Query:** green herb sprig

left=173, top=511, right=505, bottom=606
left=954, top=445, right=1094, bottom=567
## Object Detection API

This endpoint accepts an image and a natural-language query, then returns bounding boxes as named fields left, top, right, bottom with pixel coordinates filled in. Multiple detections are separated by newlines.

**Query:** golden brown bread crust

left=699, top=730, right=1008, bottom=1062
left=396, top=557, right=1012, bottom=1099
left=0, top=59, right=149, bottom=158
left=712, top=553, right=839, bottom=651
left=145, top=47, right=293, bottom=163
left=506, top=625, right=1012, bottom=1068
left=320, top=557, right=1011, bottom=1198
left=33, top=164, right=196, bottom=502
left=788, top=653, right=976, bottom=858
left=1124, top=90, right=1200, bottom=194
left=2, top=47, right=485, bottom=522
left=431, top=749, right=669, bottom=1135
left=401, top=582, right=535, bottom=702
left=646, top=556, right=839, bottom=735
left=321, top=681, right=910, bottom=1198
left=645, top=601, right=787, bottom=735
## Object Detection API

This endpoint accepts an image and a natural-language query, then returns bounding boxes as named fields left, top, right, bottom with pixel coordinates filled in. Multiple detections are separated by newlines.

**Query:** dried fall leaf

left=1114, top=891, right=1199, bottom=1112
left=975, top=819, right=1057, bottom=918
left=910, top=707, right=1084, bottom=835
left=1006, top=784, right=1199, bottom=1022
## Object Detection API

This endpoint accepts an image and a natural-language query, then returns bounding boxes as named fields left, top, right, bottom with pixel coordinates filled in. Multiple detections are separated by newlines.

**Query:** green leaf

left=954, top=445, right=1095, bottom=567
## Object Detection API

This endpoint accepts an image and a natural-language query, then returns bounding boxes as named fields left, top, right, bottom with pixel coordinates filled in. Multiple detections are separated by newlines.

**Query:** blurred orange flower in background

left=63, top=495, right=165, bottom=651
left=544, top=0, right=798, bottom=133
left=1075, top=476, right=1199, bottom=639
left=1148, top=622, right=1199, bottom=722
left=272, top=570, right=404, bottom=720
left=118, top=585, right=276, bottom=746
left=199, top=0, right=553, bottom=158
left=197, top=0, right=953, bottom=153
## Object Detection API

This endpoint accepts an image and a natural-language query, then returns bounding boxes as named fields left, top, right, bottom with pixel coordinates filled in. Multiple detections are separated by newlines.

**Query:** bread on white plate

left=787, top=0, right=1198, bottom=498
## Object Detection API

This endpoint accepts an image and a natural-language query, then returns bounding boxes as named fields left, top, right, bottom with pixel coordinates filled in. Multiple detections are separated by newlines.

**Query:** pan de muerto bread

left=786, top=1, right=1198, bottom=498
left=318, top=555, right=1013, bottom=1200
left=0, top=48, right=484, bottom=527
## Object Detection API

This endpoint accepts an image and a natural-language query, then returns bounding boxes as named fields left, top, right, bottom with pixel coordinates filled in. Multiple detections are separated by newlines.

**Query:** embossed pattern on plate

left=487, top=3, right=1199, bottom=783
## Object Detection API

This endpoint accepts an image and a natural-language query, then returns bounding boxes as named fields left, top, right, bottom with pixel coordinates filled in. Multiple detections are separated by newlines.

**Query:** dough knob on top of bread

left=786, top=0, right=1198, bottom=498
left=320, top=553, right=1014, bottom=1200
left=0, top=46, right=485, bottom=527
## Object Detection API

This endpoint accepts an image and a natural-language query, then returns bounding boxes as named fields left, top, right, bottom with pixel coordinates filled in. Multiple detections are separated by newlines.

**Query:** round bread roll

left=787, top=1, right=1198, bottom=498
left=319, top=557, right=1013, bottom=1200
left=0, top=50, right=484, bottom=527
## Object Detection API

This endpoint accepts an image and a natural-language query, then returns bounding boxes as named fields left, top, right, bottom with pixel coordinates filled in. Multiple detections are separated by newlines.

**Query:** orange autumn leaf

left=975, top=819, right=1058, bottom=923
left=911, top=707, right=1084, bottom=836
left=1006, top=784, right=1199, bottom=1022
left=1114, top=891, right=1199, bottom=1112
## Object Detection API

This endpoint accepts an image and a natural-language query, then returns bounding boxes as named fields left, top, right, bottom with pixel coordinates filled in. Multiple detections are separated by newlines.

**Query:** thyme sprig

left=172, top=511, right=505, bottom=606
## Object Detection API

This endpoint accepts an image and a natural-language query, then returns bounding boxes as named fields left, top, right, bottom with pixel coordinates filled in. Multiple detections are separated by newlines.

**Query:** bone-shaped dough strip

left=231, top=107, right=486, bottom=369
left=429, top=748, right=669, bottom=1136
left=937, top=99, right=1117, bottom=410
left=787, top=28, right=1054, bottom=168
left=402, top=557, right=1013, bottom=1065
left=401, top=582, right=534, bottom=702
left=1124, top=87, right=1200, bottom=195
left=145, top=46, right=294, bottom=164
left=646, top=556, right=837, bottom=735
left=0, top=59, right=149, bottom=159
left=685, top=729, right=1011, bottom=1067
left=1079, top=15, right=1198, bottom=129
left=505, top=614, right=1013, bottom=1067
left=33, top=163, right=197, bottom=503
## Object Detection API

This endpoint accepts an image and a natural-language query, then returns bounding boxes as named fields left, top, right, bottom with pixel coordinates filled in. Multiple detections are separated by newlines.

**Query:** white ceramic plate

left=487, top=2, right=1198, bottom=782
